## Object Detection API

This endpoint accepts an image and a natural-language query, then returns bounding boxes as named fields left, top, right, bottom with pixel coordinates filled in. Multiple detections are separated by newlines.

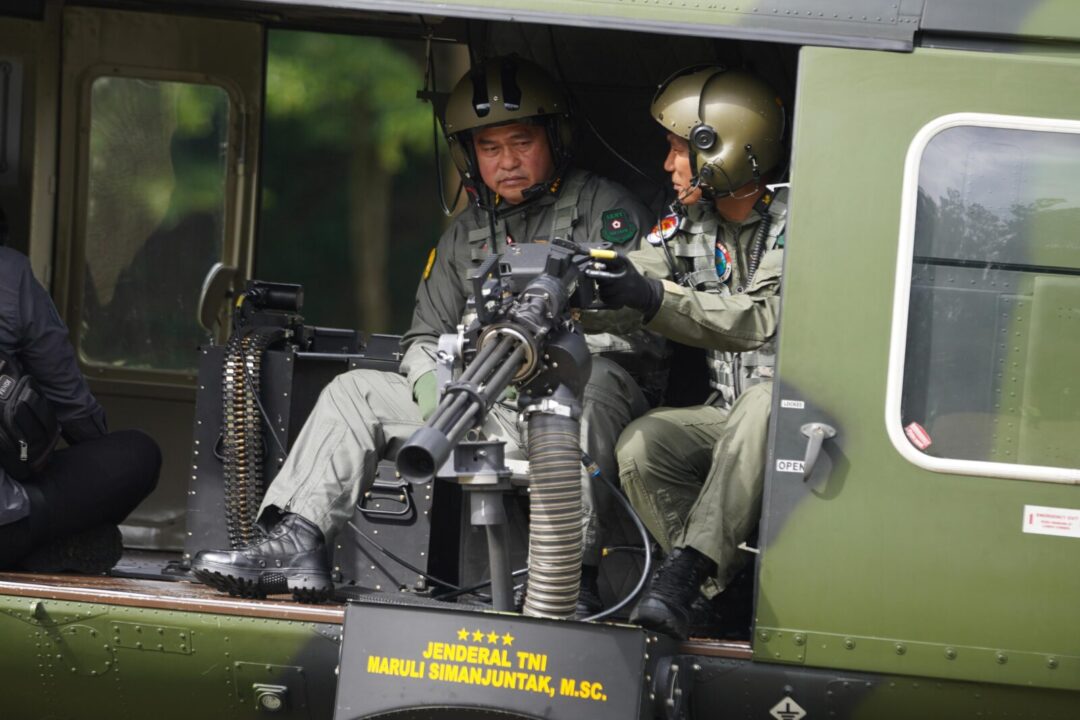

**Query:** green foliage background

left=257, top=31, right=453, bottom=334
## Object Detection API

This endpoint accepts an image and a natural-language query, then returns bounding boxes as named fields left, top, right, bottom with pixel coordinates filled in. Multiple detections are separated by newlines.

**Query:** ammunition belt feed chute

left=397, top=239, right=606, bottom=619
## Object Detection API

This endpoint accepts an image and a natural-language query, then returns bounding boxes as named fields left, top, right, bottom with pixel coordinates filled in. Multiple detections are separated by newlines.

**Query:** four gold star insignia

left=454, top=629, right=516, bottom=646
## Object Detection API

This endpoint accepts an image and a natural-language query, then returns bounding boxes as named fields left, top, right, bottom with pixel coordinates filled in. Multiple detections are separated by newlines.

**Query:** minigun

left=397, top=238, right=608, bottom=484
left=396, top=238, right=616, bottom=619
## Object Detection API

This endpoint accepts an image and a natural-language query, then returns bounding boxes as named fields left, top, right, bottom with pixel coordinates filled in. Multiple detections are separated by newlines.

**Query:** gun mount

left=396, top=239, right=600, bottom=485
left=396, top=239, right=612, bottom=619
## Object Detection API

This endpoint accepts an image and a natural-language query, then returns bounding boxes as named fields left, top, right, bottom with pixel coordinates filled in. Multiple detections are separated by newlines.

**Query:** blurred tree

left=263, top=32, right=437, bottom=332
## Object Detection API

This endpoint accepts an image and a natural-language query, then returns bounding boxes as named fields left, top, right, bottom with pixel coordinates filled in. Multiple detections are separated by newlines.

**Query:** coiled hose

left=523, top=412, right=584, bottom=619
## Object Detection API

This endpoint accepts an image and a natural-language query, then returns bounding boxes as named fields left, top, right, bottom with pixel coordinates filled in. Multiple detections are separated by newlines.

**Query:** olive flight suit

left=260, top=168, right=653, bottom=565
left=614, top=198, right=784, bottom=591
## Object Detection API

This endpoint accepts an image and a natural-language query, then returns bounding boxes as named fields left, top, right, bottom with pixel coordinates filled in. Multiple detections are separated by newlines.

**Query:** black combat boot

left=575, top=564, right=603, bottom=619
left=630, top=546, right=716, bottom=639
left=191, top=513, right=333, bottom=602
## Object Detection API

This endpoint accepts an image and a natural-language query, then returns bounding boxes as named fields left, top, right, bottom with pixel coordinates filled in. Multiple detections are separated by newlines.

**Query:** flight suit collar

left=490, top=169, right=574, bottom=220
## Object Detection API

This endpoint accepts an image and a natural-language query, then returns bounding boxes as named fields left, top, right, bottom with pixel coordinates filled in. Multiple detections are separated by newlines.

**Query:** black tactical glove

left=587, top=254, right=664, bottom=321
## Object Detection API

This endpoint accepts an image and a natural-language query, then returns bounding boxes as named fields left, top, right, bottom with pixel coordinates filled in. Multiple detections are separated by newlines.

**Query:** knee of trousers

left=614, top=413, right=671, bottom=471
left=323, top=368, right=392, bottom=400
left=582, top=357, right=648, bottom=418
left=107, top=429, right=162, bottom=498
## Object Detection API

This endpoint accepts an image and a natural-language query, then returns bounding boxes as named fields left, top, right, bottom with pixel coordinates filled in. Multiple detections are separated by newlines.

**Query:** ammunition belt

left=221, top=329, right=279, bottom=548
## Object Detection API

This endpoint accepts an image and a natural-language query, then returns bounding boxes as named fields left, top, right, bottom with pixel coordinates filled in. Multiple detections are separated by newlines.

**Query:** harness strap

left=549, top=171, right=588, bottom=241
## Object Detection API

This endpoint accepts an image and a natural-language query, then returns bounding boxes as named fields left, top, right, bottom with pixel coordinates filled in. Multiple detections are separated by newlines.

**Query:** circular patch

left=715, top=240, right=733, bottom=283
left=647, top=214, right=680, bottom=246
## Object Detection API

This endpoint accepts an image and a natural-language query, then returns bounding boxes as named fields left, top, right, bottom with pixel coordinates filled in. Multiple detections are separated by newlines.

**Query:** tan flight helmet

left=444, top=55, right=572, bottom=185
left=651, top=67, right=784, bottom=196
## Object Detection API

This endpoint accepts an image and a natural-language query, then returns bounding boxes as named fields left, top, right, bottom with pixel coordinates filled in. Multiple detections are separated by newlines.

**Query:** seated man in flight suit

left=0, top=246, right=161, bottom=572
left=192, top=56, right=654, bottom=609
left=589, top=67, right=787, bottom=638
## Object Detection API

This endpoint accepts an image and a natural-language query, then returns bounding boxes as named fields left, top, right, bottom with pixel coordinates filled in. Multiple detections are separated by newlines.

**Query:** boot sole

left=191, top=562, right=333, bottom=603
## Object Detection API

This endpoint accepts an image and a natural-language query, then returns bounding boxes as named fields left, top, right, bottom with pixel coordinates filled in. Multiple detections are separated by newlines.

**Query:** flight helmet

left=651, top=67, right=784, bottom=196
left=444, top=56, right=572, bottom=188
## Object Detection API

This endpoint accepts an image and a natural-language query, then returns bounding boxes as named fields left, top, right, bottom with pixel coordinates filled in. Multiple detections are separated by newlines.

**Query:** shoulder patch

left=600, top=208, right=637, bottom=245
left=647, top=214, right=680, bottom=246
left=422, top=248, right=437, bottom=281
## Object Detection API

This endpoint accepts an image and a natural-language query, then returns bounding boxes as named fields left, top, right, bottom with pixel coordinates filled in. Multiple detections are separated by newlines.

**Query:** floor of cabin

left=0, top=549, right=752, bottom=658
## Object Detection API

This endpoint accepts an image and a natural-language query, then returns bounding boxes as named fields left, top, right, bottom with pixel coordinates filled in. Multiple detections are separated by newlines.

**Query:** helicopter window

left=79, top=76, right=230, bottom=372
left=888, top=114, right=1080, bottom=484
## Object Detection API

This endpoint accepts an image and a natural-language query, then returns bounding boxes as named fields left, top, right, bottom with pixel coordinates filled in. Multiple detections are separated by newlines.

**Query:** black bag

left=0, top=353, right=60, bottom=479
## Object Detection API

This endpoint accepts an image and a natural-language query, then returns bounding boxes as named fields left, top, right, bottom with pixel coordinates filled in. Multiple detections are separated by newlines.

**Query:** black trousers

left=0, top=430, right=161, bottom=569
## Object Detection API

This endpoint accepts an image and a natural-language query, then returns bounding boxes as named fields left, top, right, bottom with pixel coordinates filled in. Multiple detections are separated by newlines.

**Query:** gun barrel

left=396, top=339, right=527, bottom=484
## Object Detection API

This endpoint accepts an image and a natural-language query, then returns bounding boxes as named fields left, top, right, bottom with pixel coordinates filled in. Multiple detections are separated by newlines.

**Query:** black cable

left=348, top=520, right=465, bottom=593
left=347, top=519, right=530, bottom=602
left=438, top=568, right=530, bottom=602
left=241, top=352, right=289, bottom=459
left=580, top=452, right=653, bottom=623
left=421, top=25, right=464, bottom=217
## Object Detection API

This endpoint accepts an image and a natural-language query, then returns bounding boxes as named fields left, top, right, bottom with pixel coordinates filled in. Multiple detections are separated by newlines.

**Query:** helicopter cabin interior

left=0, top=0, right=801, bottom=627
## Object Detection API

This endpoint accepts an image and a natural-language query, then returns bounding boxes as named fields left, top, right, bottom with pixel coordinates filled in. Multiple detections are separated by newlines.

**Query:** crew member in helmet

left=192, top=56, right=652, bottom=612
left=587, top=67, right=788, bottom=638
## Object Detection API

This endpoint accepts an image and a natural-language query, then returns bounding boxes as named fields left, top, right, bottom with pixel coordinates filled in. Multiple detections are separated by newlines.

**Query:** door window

left=889, top=114, right=1080, bottom=482
left=81, top=77, right=230, bottom=372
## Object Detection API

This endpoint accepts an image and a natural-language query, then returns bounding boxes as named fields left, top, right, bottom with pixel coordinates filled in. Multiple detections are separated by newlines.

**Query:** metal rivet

left=895, top=643, right=906, bottom=656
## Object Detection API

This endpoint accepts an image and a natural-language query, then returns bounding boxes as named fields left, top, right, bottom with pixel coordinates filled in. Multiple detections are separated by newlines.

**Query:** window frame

left=71, top=64, right=244, bottom=384
left=885, top=111, right=1080, bottom=485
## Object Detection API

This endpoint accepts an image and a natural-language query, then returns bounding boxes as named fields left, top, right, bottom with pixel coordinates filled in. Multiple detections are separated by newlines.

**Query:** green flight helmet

left=651, top=67, right=785, bottom=195
left=444, top=56, right=573, bottom=182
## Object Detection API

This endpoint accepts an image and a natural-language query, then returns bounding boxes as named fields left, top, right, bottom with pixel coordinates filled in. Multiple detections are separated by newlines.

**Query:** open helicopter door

left=53, top=6, right=263, bottom=550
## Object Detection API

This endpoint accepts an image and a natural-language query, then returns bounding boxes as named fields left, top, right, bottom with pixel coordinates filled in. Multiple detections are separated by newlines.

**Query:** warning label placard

left=1022, top=505, right=1080, bottom=539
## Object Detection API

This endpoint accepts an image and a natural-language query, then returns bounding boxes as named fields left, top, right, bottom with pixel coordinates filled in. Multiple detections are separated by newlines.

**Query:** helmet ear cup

left=689, top=123, right=717, bottom=152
